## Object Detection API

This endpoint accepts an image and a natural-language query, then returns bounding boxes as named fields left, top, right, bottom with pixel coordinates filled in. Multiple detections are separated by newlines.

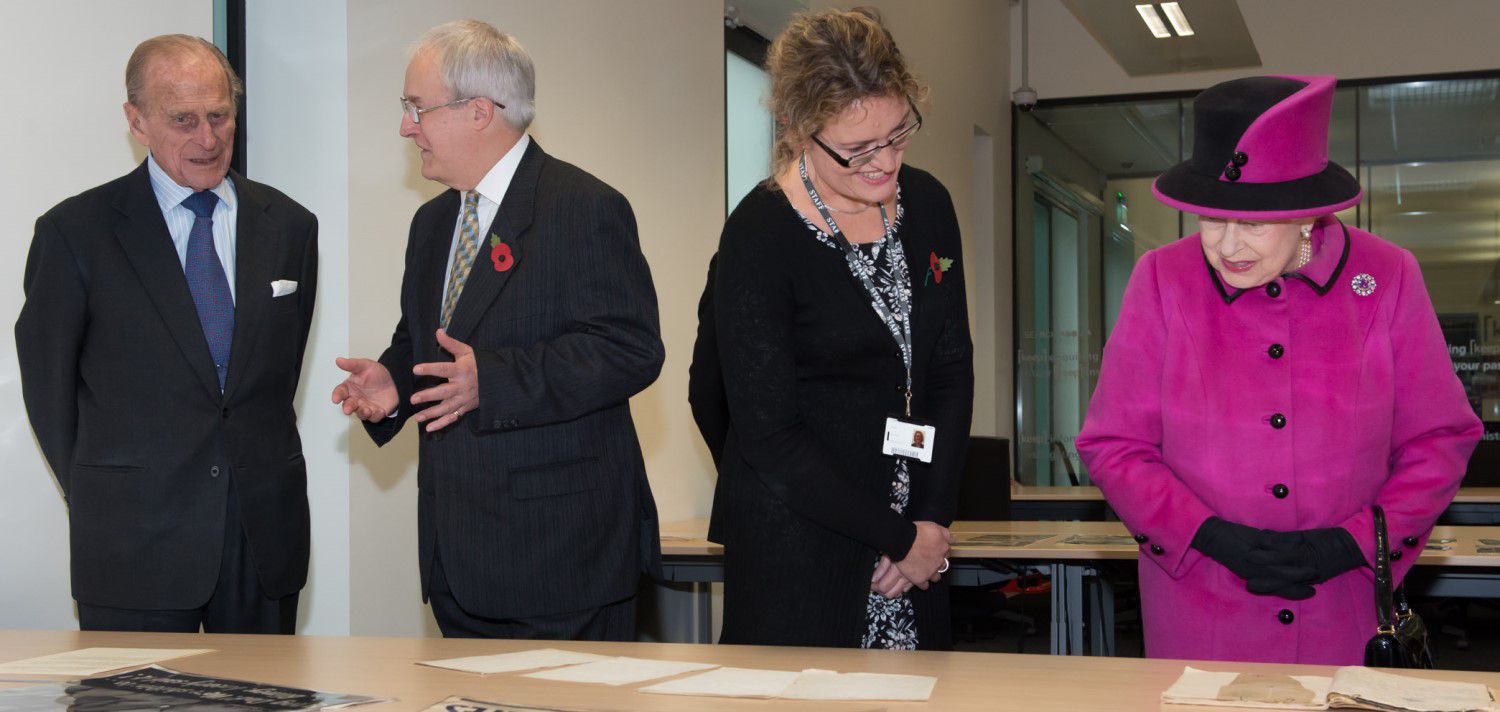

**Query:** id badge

left=882, top=417, right=936, bottom=463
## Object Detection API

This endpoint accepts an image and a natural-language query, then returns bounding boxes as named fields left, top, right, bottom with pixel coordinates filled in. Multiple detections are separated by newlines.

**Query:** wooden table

left=660, top=519, right=1500, bottom=654
left=3, top=630, right=1499, bottom=712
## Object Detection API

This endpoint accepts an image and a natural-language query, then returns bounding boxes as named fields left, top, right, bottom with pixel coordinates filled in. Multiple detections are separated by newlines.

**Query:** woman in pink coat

left=1075, top=75, right=1482, bottom=665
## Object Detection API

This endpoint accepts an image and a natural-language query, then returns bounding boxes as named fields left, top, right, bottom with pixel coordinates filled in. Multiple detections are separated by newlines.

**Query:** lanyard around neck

left=799, top=153, right=914, bottom=416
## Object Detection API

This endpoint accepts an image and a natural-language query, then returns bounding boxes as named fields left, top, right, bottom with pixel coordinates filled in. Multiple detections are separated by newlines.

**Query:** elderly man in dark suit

left=333, top=19, right=664, bottom=640
left=16, top=35, right=318, bottom=633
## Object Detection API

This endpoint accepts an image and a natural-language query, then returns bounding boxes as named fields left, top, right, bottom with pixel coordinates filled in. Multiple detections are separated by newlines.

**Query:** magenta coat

left=1076, top=217, right=1481, bottom=664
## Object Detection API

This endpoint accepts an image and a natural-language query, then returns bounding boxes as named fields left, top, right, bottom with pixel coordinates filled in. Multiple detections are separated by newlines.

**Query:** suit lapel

left=112, top=162, right=223, bottom=400
left=222, top=173, right=275, bottom=400
left=444, top=139, right=543, bottom=342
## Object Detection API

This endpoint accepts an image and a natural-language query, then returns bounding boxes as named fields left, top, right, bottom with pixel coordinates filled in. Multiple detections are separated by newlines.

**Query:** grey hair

left=126, top=34, right=244, bottom=111
left=415, top=20, right=536, bottom=130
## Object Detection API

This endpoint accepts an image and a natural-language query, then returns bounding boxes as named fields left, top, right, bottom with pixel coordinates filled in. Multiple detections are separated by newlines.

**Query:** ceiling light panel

left=1135, top=4, right=1172, bottom=38
left=1160, top=2, right=1194, bottom=36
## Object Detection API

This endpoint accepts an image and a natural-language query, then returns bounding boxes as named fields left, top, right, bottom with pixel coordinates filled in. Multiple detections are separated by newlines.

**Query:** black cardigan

left=691, top=166, right=974, bottom=649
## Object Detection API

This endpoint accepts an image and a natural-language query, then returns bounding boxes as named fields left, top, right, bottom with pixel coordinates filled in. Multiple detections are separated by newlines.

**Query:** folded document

left=1162, top=665, right=1494, bottom=712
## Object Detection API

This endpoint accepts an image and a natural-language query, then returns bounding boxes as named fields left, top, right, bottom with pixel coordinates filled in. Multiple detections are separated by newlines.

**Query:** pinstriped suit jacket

left=365, top=139, right=664, bottom=620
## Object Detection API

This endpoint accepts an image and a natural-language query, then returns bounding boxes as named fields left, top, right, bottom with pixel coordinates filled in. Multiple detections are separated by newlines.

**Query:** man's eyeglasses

left=810, top=102, right=923, bottom=169
left=400, top=96, right=504, bottom=124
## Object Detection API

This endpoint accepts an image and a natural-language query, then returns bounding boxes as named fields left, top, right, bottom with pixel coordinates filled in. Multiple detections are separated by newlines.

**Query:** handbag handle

left=1372, top=505, right=1396, bottom=635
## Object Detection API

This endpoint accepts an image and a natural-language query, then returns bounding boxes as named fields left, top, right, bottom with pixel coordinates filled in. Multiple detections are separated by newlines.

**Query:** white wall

left=1012, top=0, right=1500, bottom=99
left=246, top=0, right=351, bottom=636
left=0, top=0, right=210, bottom=630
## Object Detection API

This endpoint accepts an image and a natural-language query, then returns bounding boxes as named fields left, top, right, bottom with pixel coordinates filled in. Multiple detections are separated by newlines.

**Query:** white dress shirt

left=146, top=154, right=238, bottom=302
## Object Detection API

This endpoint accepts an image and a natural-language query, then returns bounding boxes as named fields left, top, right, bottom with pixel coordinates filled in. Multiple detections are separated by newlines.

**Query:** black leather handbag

left=1363, top=505, right=1435, bottom=669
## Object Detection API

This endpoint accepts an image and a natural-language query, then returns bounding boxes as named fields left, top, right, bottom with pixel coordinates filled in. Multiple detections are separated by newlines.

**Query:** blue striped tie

left=182, top=191, right=234, bottom=390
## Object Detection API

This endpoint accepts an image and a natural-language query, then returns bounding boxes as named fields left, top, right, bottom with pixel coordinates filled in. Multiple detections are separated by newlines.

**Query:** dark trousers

left=76, top=482, right=298, bottom=634
left=428, top=551, right=635, bottom=640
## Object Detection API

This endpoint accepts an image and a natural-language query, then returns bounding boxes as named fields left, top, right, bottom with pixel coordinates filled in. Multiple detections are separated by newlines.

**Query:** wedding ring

left=938, top=558, right=950, bottom=574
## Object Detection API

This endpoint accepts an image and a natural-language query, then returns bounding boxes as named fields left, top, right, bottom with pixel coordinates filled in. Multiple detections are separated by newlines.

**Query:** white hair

left=415, top=20, right=536, bottom=130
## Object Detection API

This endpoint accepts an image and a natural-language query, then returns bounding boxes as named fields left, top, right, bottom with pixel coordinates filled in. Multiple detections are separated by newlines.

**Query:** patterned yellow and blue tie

left=440, top=192, right=483, bottom=329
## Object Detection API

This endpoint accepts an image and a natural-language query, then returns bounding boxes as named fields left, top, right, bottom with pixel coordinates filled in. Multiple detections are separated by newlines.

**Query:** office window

left=726, top=26, right=773, bottom=213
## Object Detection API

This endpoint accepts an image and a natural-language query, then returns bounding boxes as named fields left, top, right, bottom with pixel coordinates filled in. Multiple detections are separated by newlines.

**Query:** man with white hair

left=17, top=34, right=318, bottom=633
left=333, top=20, right=664, bottom=639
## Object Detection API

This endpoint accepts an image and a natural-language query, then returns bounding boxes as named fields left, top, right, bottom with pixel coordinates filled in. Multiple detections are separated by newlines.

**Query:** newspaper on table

left=0, top=665, right=384, bottom=711
left=1162, top=665, right=1494, bottom=712
left=1058, top=534, right=1138, bottom=546
left=953, top=533, right=1053, bottom=547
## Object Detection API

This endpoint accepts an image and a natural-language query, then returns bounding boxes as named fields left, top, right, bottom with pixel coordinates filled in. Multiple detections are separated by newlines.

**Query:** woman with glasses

left=690, top=7, right=973, bottom=649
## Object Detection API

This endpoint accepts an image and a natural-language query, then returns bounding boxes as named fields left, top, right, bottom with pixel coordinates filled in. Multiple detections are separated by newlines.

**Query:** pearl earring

left=1295, top=225, right=1313, bottom=269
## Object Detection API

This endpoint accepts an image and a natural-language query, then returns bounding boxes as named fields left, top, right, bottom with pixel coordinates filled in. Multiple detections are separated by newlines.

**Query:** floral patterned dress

left=796, top=196, right=919, bottom=650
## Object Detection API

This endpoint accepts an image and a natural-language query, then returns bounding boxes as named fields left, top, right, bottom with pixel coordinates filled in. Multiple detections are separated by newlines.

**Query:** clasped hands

left=1192, top=516, right=1367, bottom=601
left=331, top=329, right=479, bottom=433
left=871, top=521, right=952, bottom=599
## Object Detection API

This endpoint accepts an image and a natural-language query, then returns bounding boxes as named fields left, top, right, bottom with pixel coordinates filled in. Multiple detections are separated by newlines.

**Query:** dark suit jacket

left=365, top=139, right=664, bottom=620
left=16, top=160, right=318, bottom=610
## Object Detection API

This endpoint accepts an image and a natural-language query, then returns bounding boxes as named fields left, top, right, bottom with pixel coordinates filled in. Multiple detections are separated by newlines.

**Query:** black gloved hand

left=1246, top=526, right=1366, bottom=585
left=1192, top=517, right=1317, bottom=600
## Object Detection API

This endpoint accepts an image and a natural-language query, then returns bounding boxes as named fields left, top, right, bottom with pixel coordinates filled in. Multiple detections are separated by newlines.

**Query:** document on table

left=1162, top=667, right=1331, bottom=710
left=522, top=657, right=717, bottom=686
left=1325, top=666, right=1493, bottom=712
left=418, top=696, right=594, bottom=712
left=0, top=648, right=212, bottom=677
left=954, top=533, right=1052, bottom=547
left=418, top=648, right=611, bottom=674
left=637, top=667, right=802, bottom=698
left=779, top=669, right=938, bottom=701
left=1161, top=665, right=1495, bottom=711
left=0, top=665, right=385, bottom=711
left=1059, top=534, right=1138, bottom=546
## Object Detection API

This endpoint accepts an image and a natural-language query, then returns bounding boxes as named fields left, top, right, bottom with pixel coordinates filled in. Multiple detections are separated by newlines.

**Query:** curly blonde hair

left=764, top=7, right=927, bottom=184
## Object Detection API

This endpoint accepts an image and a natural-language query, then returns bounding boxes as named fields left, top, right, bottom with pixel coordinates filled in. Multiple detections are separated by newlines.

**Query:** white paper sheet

left=637, top=667, right=801, bottom=698
left=1161, top=667, right=1332, bottom=710
left=0, top=648, right=213, bottom=677
left=522, top=657, right=717, bottom=686
left=417, top=648, right=611, bottom=675
left=780, top=669, right=938, bottom=701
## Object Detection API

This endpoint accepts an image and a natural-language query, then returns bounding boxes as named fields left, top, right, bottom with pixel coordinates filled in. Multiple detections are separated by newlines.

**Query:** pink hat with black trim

left=1152, top=75, right=1363, bottom=220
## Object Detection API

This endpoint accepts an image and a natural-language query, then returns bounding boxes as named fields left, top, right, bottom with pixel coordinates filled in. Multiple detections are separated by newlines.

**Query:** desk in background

left=5, top=630, right=1500, bottom=712
left=1010, top=485, right=1500, bottom=523
left=658, top=519, right=1500, bottom=655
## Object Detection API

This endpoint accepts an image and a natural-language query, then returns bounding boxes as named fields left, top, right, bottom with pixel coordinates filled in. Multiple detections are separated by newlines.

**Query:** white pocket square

left=271, top=280, right=298, bottom=298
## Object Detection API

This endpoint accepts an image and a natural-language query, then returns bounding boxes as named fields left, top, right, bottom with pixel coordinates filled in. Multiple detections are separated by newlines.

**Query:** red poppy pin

left=925, top=251, right=953, bottom=285
left=489, top=233, right=514, bottom=272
